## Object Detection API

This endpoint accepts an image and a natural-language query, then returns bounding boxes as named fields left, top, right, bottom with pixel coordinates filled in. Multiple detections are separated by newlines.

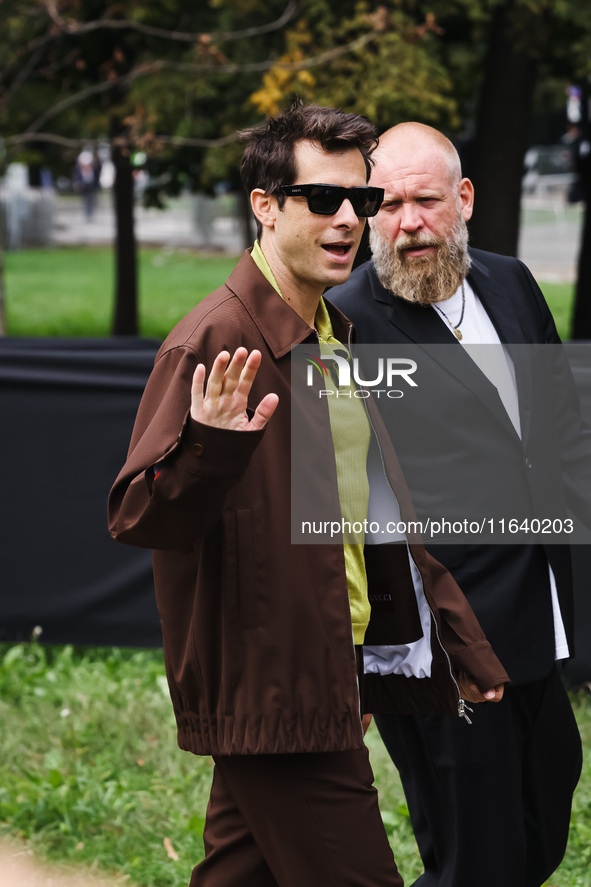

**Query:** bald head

left=372, top=122, right=462, bottom=186
left=367, top=122, right=473, bottom=305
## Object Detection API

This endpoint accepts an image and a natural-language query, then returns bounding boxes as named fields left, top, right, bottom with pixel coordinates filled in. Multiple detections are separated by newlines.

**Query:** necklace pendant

left=453, top=328, right=463, bottom=340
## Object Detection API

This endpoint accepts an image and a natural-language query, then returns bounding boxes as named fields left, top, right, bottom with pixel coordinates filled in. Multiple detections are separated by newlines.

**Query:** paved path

left=53, top=194, right=246, bottom=255
left=51, top=193, right=583, bottom=283
left=0, top=840, right=128, bottom=887
left=518, top=198, right=582, bottom=283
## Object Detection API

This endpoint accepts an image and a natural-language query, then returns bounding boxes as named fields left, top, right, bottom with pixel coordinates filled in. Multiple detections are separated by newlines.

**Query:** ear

left=458, top=177, right=474, bottom=221
left=251, top=188, right=278, bottom=233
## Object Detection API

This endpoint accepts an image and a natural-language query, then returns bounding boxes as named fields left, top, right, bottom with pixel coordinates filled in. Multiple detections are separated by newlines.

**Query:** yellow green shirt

left=251, top=241, right=372, bottom=643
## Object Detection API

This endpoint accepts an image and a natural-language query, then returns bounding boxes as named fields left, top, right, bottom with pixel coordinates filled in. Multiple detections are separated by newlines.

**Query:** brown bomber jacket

left=108, top=251, right=509, bottom=757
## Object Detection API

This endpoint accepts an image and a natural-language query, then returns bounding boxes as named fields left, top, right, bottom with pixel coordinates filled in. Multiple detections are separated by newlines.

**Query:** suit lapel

left=468, top=255, right=534, bottom=444
left=468, top=255, right=529, bottom=344
left=368, top=261, right=527, bottom=442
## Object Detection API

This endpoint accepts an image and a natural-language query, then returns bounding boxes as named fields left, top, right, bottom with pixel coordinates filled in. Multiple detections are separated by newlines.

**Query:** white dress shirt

left=432, top=281, right=569, bottom=660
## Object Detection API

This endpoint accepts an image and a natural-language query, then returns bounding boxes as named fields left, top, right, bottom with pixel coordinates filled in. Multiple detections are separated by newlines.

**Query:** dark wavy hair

left=240, top=100, right=378, bottom=238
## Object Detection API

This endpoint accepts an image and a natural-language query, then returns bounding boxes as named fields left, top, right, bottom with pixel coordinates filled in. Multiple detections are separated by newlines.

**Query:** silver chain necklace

left=433, top=282, right=465, bottom=340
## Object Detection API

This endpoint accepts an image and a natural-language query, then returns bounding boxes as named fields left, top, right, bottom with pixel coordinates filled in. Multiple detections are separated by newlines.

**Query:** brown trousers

left=190, top=746, right=403, bottom=887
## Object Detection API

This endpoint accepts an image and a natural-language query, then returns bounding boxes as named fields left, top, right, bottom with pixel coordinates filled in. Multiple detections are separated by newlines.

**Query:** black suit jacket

left=331, top=248, right=591, bottom=683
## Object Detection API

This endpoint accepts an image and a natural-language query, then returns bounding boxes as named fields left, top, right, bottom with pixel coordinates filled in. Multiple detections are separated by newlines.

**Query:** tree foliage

left=248, top=2, right=459, bottom=130
left=0, top=0, right=303, bottom=332
left=3, top=1, right=591, bottom=334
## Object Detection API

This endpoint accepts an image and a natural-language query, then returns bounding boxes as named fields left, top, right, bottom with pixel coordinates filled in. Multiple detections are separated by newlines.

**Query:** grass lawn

left=3, top=247, right=237, bottom=340
left=2, top=245, right=576, bottom=340
left=541, top=281, right=576, bottom=342
left=0, top=643, right=589, bottom=887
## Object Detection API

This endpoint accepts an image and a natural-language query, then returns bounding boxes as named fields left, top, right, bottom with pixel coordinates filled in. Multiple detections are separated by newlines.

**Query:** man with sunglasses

left=108, top=103, right=507, bottom=887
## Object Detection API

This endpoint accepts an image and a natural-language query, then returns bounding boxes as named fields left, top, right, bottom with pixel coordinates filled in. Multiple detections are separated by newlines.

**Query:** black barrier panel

left=0, top=338, right=161, bottom=648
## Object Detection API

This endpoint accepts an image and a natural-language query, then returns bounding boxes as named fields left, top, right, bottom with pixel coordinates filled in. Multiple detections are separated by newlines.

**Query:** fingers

left=249, top=393, right=280, bottom=431
left=190, top=351, right=234, bottom=422
left=190, top=348, right=277, bottom=430
left=463, top=683, right=505, bottom=704
left=234, top=348, right=262, bottom=395
left=206, top=348, right=260, bottom=402
left=485, top=684, right=505, bottom=703
left=458, top=671, right=506, bottom=705
left=190, top=362, right=206, bottom=415
left=472, top=684, right=504, bottom=703
left=204, top=349, right=233, bottom=401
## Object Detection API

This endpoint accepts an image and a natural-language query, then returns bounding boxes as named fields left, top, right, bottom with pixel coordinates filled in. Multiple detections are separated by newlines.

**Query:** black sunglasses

left=280, top=184, right=384, bottom=217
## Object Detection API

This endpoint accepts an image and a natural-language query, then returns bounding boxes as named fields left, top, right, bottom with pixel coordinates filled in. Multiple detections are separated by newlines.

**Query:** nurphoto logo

left=303, top=351, right=418, bottom=399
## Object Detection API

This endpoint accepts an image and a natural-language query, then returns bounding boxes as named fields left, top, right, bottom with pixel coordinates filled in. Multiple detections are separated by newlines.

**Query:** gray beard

left=369, top=218, right=471, bottom=305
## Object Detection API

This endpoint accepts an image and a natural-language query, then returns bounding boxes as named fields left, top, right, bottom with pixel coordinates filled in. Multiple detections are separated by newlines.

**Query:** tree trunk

left=111, top=140, right=138, bottom=336
left=0, top=201, right=6, bottom=335
left=0, top=243, right=6, bottom=336
left=571, top=89, right=591, bottom=340
left=571, top=206, right=591, bottom=340
left=237, top=186, right=254, bottom=251
left=468, top=1, right=538, bottom=257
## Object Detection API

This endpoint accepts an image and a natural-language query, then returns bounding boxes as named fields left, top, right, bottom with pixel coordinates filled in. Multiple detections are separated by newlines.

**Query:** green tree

left=1, top=0, right=299, bottom=334
left=443, top=0, right=591, bottom=338
left=262, top=0, right=591, bottom=336
left=248, top=2, right=460, bottom=131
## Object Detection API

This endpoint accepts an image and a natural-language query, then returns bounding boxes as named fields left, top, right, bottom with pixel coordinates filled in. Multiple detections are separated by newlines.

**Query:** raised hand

left=191, top=347, right=279, bottom=432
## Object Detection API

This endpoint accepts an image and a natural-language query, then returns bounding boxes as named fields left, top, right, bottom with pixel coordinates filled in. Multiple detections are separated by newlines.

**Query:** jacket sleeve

left=423, top=550, right=510, bottom=691
left=108, top=345, right=265, bottom=551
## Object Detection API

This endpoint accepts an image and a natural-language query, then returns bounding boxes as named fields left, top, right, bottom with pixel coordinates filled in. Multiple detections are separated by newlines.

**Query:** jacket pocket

left=224, top=508, right=259, bottom=629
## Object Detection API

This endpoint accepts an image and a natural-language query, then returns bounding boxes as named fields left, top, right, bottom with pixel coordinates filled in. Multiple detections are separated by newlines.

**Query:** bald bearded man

left=331, top=122, right=586, bottom=887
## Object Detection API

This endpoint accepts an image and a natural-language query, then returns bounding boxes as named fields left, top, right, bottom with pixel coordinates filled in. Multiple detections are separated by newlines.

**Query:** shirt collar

left=250, top=240, right=343, bottom=346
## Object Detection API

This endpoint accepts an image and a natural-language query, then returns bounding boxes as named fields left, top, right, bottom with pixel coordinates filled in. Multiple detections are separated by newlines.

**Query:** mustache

left=394, top=233, right=445, bottom=255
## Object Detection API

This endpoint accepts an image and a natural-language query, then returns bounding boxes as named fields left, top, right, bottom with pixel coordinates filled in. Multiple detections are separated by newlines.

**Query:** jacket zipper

left=408, top=546, right=474, bottom=725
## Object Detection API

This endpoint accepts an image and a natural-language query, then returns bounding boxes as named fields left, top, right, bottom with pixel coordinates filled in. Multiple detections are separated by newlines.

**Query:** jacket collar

left=226, top=250, right=353, bottom=358
left=467, top=253, right=531, bottom=344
